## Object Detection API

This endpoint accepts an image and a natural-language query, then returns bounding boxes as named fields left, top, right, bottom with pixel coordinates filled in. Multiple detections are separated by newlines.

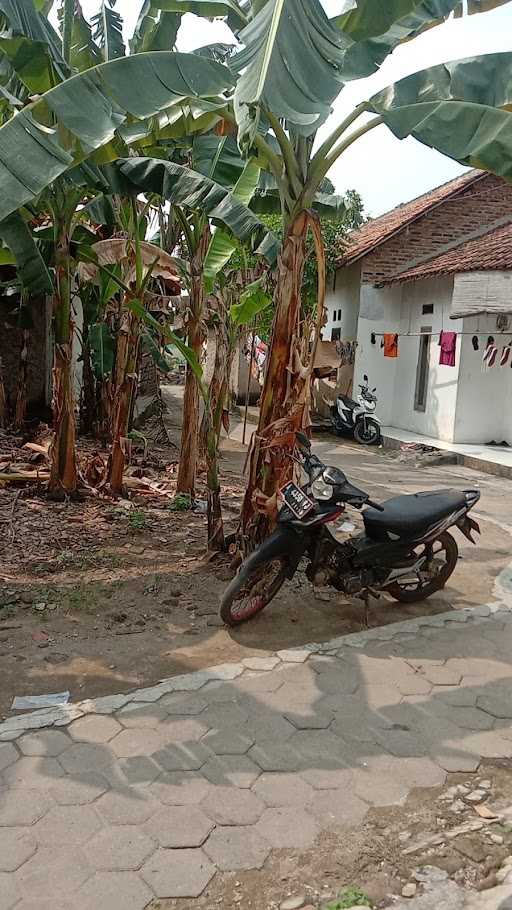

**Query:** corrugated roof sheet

left=337, top=170, right=484, bottom=268
left=382, top=221, right=512, bottom=285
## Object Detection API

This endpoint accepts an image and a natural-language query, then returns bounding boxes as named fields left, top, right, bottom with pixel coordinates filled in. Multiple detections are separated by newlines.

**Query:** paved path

left=2, top=582, right=512, bottom=908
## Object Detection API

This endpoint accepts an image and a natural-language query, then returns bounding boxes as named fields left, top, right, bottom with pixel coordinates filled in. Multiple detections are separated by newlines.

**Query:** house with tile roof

left=324, top=171, right=512, bottom=445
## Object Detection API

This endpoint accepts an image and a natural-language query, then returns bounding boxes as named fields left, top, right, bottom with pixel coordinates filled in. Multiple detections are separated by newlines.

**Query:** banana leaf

left=192, top=134, right=246, bottom=186
left=0, top=51, right=234, bottom=224
left=203, top=158, right=260, bottom=288
left=376, top=100, right=512, bottom=181
left=153, top=0, right=248, bottom=29
left=60, top=2, right=102, bottom=72
left=369, top=52, right=512, bottom=114
left=89, top=321, right=115, bottom=378
left=114, top=156, right=280, bottom=263
left=0, top=212, right=53, bottom=295
left=230, top=277, right=272, bottom=325
left=336, top=0, right=512, bottom=80
left=130, top=1, right=180, bottom=52
left=0, top=0, right=69, bottom=92
left=142, top=331, right=171, bottom=373
left=92, top=1, right=126, bottom=61
left=233, top=0, right=350, bottom=146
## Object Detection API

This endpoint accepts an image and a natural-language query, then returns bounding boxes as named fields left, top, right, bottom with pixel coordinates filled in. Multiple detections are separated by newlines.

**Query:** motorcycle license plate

left=280, top=482, right=316, bottom=519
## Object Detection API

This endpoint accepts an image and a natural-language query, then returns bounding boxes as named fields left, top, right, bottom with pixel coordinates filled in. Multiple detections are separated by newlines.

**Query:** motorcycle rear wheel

left=386, top=531, right=458, bottom=603
left=220, top=556, right=288, bottom=626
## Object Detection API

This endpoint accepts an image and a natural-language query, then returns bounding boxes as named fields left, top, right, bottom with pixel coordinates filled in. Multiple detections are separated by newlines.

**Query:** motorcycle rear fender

left=239, top=528, right=309, bottom=582
left=457, top=514, right=481, bottom=544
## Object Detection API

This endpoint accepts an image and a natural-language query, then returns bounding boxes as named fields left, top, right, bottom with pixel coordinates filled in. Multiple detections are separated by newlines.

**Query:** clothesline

left=371, top=331, right=512, bottom=338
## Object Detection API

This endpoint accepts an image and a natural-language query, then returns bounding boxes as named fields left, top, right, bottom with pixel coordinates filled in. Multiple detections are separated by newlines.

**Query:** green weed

left=324, top=888, right=372, bottom=909
left=129, top=510, right=147, bottom=531
left=169, top=493, right=191, bottom=512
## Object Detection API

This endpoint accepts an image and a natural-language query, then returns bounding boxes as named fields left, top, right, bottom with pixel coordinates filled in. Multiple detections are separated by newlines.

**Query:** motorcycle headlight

left=311, top=478, right=334, bottom=501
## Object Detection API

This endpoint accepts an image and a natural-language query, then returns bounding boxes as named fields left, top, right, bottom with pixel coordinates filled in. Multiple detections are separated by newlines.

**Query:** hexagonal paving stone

left=0, top=872, right=21, bottom=910
left=201, top=786, right=264, bottom=825
left=96, top=790, right=159, bottom=825
left=3, top=756, right=63, bottom=788
left=0, top=742, right=18, bottom=772
left=283, top=710, right=333, bottom=730
left=255, top=807, right=319, bottom=849
left=32, top=804, right=102, bottom=846
left=200, top=704, right=249, bottom=729
left=69, top=715, right=122, bottom=743
left=16, top=846, right=92, bottom=900
left=59, top=744, right=113, bottom=775
left=18, top=730, right=71, bottom=757
left=153, top=742, right=211, bottom=772
left=203, top=825, right=270, bottom=871
left=142, top=847, right=215, bottom=898
left=352, top=768, right=409, bottom=807
left=202, top=728, right=254, bottom=755
left=201, top=755, right=261, bottom=788
left=245, top=713, right=296, bottom=743
left=430, top=750, right=481, bottom=773
left=477, top=693, right=512, bottom=719
left=48, top=771, right=110, bottom=806
left=150, top=770, right=211, bottom=805
left=110, top=729, right=165, bottom=759
left=0, top=828, right=37, bottom=872
left=249, top=742, right=301, bottom=773
left=84, top=827, right=156, bottom=871
left=290, top=730, right=345, bottom=763
left=373, top=727, right=427, bottom=758
left=118, top=756, right=161, bottom=787
left=396, top=676, right=433, bottom=696
left=73, top=871, right=153, bottom=910
left=450, top=707, right=496, bottom=731
left=117, top=704, right=168, bottom=728
left=236, top=673, right=284, bottom=695
left=300, top=767, right=354, bottom=790
left=423, top=668, right=463, bottom=686
left=253, top=772, right=315, bottom=807
left=158, top=694, right=208, bottom=715
left=145, top=805, right=214, bottom=847
left=0, top=788, right=53, bottom=826
left=160, top=718, right=208, bottom=743
left=309, top=789, right=368, bottom=829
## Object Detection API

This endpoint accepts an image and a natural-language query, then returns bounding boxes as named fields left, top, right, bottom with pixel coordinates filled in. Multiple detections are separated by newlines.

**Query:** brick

left=201, top=786, right=264, bottom=825
left=48, top=772, right=110, bottom=805
left=203, top=826, right=270, bottom=871
left=59, top=744, right=113, bottom=774
left=0, top=829, right=37, bottom=871
left=142, top=847, right=215, bottom=898
left=0, top=788, right=53, bottom=826
left=255, top=807, right=319, bottom=849
left=309, top=789, right=368, bottom=829
left=150, top=770, right=211, bottom=805
left=16, top=846, right=92, bottom=899
left=96, top=790, right=159, bottom=825
left=84, top=827, right=156, bottom=871
left=145, top=805, right=214, bottom=847
left=253, top=772, right=315, bottom=807
left=202, top=728, right=254, bottom=755
left=73, top=871, right=153, bottom=910
left=201, top=755, right=261, bottom=788
left=110, top=729, right=165, bottom=758
left=18, top=730, right=71, bottom=757
left=69, top=716, right=122, bottom=743
left=32, top=805, right=102, bottom=846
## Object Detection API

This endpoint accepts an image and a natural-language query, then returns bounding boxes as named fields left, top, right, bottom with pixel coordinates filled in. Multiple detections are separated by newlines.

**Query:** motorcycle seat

left=363, top=490, right=467, bottom=540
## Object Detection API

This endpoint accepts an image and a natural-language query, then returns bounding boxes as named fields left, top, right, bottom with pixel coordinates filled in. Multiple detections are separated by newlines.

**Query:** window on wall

left=414, top=327, right=431, bottom=413
left=338, top=309, right=342, bottom=322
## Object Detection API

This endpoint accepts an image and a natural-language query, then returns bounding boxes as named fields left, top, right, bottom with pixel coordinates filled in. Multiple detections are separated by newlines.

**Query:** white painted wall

left=454, top=315, right=512, bottom=444
left=322, top=262, right=361, bottom=341
left=352, top=282, right=403, bottom=426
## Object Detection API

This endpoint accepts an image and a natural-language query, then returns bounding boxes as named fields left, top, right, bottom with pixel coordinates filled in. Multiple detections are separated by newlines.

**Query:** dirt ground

left=0, top=420, right=508, bottom=721
left=154, top=760, right=512, bottom=909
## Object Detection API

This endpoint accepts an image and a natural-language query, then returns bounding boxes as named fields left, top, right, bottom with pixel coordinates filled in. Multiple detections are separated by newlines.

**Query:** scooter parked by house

left=331, top=374, right=382, bottom=446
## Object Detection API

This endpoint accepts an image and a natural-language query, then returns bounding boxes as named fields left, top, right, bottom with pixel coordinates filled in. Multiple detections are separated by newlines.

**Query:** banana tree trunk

left=14, top=329, right=29, bottom=429
left=176, top=228, right=210, bottom=501
left=199, top=320, right=231, bottom=460
left=240, top=211, right=313, bottom=546
left=80, top=320, right=96, bottom=436
left=107, top=303, right=139, bottom=494
left=48, top=211, right=78, bottom=497
left=205, top=401, right=225, bottom=552
left=0, top=357, right=7, bottom=428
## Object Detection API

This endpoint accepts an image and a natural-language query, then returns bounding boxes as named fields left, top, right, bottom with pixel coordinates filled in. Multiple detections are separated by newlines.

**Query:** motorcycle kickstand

left=355, top=588, right=380, bottom=628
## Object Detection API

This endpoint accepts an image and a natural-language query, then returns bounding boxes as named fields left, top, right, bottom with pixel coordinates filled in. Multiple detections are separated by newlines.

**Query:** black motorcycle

left=220, top=434, right=480, bottom=625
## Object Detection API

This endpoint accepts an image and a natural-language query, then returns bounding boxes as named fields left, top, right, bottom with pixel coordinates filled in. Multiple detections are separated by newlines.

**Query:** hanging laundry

left=371, top=332, right=376, bottom=345
left=483, top=337, right=498, bottom=369
left=383, top=333, right=398, bottom=358
left=501, top=343, right=512, bottom=367
left=472, top=336, right=479, bottom=351
left=438, top=331, right=457, bottom=367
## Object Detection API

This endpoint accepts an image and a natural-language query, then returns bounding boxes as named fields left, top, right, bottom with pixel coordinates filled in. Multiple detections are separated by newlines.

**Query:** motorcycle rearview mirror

left=372, top=387, right=377, bottom=393
left=296, top=432, right=311, bottom=451
left=363, top=374, right=368, bottom=382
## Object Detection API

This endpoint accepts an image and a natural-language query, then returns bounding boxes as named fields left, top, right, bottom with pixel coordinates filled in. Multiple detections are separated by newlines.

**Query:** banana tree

left=162, top=0, right=512, bottom=546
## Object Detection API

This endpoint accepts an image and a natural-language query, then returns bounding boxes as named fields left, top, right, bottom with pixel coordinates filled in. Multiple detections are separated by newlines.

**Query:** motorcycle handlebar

left=367, top=499, right=384, bottom=512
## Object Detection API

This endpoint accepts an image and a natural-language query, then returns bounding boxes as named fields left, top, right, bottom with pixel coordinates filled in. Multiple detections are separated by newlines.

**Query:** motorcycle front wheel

left=354, top=418, right=382, bottom=446
left=220, top=556, right=288, bottom=626
left=386, top=531, right=458, bottom=603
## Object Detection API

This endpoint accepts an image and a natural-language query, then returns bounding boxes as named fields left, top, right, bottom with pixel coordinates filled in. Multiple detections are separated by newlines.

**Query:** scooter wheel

left=220, top=556, right=288, bottom=626
left=354, top=418, right=381, bottom=446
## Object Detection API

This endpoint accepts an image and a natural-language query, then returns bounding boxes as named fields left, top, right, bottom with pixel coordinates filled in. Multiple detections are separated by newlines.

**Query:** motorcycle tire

left=354, top=418, right=382, bottom=446
left=220, top=556, right=288, bottom=626
left=386, top=531, right=458, bottom=604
